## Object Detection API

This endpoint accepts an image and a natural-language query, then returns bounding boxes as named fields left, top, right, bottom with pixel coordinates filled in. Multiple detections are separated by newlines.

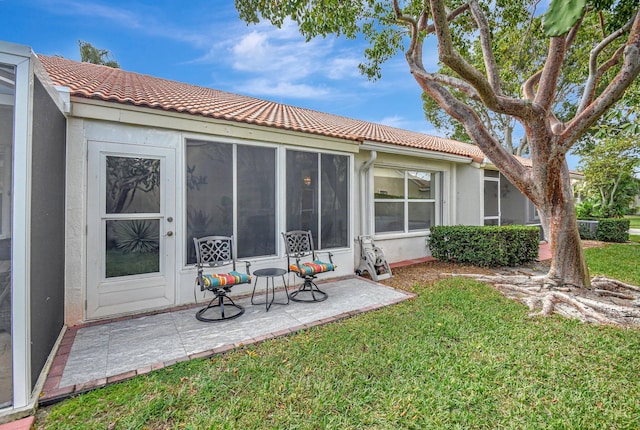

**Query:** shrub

left=596, top=218, right=630, bottom=243
left=577, top=218, right=630, bottom=242
left=428, top=225, right=540, bottom=267
left=577, top=220, right=598, bottom=240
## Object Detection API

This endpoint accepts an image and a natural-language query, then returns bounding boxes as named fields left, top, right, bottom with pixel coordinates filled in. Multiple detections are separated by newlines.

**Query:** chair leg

left=196, top=292, right=245, bottom=322
left=289, top=276, right=328, bottom=303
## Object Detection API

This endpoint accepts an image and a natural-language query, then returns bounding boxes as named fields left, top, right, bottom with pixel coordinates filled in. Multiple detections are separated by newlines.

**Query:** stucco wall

left=64, top=106, right=359, bottom=324
left=354, top=149, right=474, bottom=264
left=455, top=164, right=483, bottom=226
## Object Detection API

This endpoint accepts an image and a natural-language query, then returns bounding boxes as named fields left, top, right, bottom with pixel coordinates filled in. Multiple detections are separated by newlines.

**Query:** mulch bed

left=376, top=240, right=609, bottom=294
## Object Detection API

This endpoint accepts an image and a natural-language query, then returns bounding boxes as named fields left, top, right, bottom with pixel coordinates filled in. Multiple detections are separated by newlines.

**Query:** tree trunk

left=538, top=167, right=591, bottom=289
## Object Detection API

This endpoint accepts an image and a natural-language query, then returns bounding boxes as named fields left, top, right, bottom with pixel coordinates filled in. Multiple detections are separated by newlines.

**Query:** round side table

left=251, top=268, right=289, bottom=311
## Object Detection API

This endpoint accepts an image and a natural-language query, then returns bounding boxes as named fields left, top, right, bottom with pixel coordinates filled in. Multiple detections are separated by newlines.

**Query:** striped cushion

left=200, top=271, right=251, bottom=288
left=290, top=260, right=336, bottom=276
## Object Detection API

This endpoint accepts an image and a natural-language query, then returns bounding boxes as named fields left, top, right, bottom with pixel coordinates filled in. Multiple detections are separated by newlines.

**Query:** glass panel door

left=484, top=175, right=500, bottom=226
left=87, top=143, right=175, bottom=320
left=105, top=156, right=161, bottom=278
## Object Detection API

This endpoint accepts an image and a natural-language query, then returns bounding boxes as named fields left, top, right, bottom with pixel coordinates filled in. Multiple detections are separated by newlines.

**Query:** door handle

left=166, top=231, right=173, bottom=237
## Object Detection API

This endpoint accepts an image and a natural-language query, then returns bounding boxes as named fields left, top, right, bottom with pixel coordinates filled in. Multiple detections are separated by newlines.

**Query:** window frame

left=373, top=167, right=441, bottom=235
left=285, top=148, right=350, bottom=250
left=483, top=171, right=501, bottom=226
left=184, top=138, right=278, bottom=265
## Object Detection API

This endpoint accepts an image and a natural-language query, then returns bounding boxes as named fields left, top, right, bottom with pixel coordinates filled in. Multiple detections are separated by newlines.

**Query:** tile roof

left=37, top=54, right=486, bottom=162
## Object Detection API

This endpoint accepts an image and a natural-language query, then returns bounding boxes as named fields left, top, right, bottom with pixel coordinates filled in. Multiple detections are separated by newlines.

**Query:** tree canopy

left=235, top=1, right=640, bottom=324
left=78, top=40, right=120, bottom=68
left=575, top=82, right=640, bottom=217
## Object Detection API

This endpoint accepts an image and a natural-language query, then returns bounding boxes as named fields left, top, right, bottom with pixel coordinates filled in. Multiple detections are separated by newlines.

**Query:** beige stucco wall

left=455, top=163, right=483, bottom=226
left=354, top=148, right=479, bottom=264
left=64, top=99, right=360, bottom=325
left=63, top=97, right=488, bottom=324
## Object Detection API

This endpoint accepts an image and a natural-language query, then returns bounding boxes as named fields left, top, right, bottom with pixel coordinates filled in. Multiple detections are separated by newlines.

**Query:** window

left=186, top=140, right=276, bottom=262
left=483, top=171, right=500, bottom=226
left=286, top=150, right=349, bottom=249
left=374, top=167, right=439, bottom=234
left=527, top=200, right=539, bottom=223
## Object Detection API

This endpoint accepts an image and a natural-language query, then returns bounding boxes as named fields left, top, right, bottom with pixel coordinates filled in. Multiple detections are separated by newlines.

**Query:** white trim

left=1, top=49, right=32, bottom=409
left=483, top=173, right=501, bottom=225
left=361, top=141, right=474, bottom=164
left=70, top=99, right=361, bottom=154
left=372, top=167, right=442, bottom=236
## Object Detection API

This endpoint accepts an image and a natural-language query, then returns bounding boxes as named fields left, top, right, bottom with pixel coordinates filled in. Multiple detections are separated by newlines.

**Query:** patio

left=39, top=276, right=413, bottom=405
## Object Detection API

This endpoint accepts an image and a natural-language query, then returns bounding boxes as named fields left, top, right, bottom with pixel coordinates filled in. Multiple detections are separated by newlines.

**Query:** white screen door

left=87, top=142, right=176, bottom=319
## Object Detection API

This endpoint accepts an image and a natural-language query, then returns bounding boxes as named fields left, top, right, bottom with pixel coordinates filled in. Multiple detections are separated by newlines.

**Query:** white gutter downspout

left=359, top=151, right=377, bottom=237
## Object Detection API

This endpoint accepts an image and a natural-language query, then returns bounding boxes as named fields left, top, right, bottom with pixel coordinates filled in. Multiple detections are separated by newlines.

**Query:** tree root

left=449, top=273, right=640, bottom=326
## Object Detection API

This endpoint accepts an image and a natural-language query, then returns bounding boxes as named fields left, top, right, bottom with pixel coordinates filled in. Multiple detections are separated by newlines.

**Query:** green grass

left=38, top=244, right=640, bottom=430
left=105, top=249, right=159, bottom=278
left=626, top=215, right=640, bottom=229
left=585, top=243, right=640, bottom=285
left=629, top=234, right=640, bottom=244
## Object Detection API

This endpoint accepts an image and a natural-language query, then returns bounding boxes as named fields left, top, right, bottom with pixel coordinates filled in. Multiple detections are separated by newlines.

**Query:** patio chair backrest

left=193, top=235, right=237, bottom=271
left=282, top=230, right=316, bottom=261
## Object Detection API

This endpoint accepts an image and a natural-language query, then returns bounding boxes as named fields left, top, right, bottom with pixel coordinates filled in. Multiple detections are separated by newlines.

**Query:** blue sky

left=0, top=0, right=581, bottom=169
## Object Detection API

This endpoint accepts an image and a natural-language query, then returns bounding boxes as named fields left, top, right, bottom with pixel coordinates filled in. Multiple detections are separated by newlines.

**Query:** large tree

left=420, top=2, right=616, bottom=156
left=236, top=0, right=640, bottom=323
left=575, top=85, right=640, bottom=217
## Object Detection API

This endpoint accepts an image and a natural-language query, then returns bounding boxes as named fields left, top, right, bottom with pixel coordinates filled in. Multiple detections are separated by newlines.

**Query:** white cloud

left=378, top=115, right=408, bottom=128
left=40, top=0, right=214, bottom=48
left=235, top=78, right=331, bottom=99
left=327, top=56, right=361, bottom=79
left=41, top=0, right=143, bottom=29
left=376, top=115, right=442, bottom=136
left=198, top=19, right=376, bottom=101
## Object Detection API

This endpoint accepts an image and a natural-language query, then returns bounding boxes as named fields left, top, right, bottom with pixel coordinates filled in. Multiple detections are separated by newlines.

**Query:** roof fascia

left=69, top=97, right=361, bottom=153
left=361, top=140, right=473, bottom=164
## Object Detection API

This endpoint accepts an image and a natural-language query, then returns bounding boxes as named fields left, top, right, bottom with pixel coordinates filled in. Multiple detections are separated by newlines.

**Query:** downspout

left=359, top=151, right=377, bottom=237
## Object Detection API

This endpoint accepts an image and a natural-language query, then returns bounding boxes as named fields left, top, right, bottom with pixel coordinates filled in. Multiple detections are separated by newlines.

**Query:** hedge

left=428, top=225, right=540, bottom=267
left=577, top=220, right=598, bottom=240
left=577, top=218, right=630, bottom=242
left=596, top=218, right=630, bottom=242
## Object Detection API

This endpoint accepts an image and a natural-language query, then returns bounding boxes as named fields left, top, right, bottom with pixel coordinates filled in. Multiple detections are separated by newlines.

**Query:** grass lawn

left=584, top=243, right=640, bottom=285
left=36, top=244, right=640, bottom=429
left=626, top=215, right=640, bottom=229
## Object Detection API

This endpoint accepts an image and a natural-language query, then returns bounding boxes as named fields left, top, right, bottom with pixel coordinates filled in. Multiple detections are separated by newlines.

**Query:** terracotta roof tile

left=38, top=54, right=487, bottom=161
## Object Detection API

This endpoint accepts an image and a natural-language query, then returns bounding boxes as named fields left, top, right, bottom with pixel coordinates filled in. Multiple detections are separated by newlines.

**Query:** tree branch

left=562, top=12, right=640, bottom=148
left=578, top=13, right=636, bottom=113
left=411, top=69, right=482, bottom=100
left=522, top=70, right=542, bottom=101
left=534, top=37, right=568, bottom=112
left=429, top=0, right=496, bottom=102
left=414, top=73, right=532, bottom=195
left=469, top=1, right=502, bottom=95
left=422, top=3, right=470, bottom=34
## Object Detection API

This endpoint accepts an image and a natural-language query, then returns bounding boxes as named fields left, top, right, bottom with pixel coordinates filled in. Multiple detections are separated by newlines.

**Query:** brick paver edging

left=38, top=290, right=415, bottom=406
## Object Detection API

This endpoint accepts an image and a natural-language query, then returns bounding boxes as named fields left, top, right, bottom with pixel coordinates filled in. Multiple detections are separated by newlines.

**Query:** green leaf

left=543, top=0, right=587, bottom=36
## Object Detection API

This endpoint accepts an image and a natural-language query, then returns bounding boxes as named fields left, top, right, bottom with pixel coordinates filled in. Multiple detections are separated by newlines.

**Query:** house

left=0, top=40, right=543, bottom=420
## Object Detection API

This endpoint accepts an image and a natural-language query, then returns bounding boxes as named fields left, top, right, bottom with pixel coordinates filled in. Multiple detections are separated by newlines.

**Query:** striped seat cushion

left=290, top=260, right=336, bottom=276
left=199, top=271, right=251, bottom=288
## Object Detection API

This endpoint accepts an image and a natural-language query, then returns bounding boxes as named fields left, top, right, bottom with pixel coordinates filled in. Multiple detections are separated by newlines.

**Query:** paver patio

left=39, top=276, right=413, bottom=405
